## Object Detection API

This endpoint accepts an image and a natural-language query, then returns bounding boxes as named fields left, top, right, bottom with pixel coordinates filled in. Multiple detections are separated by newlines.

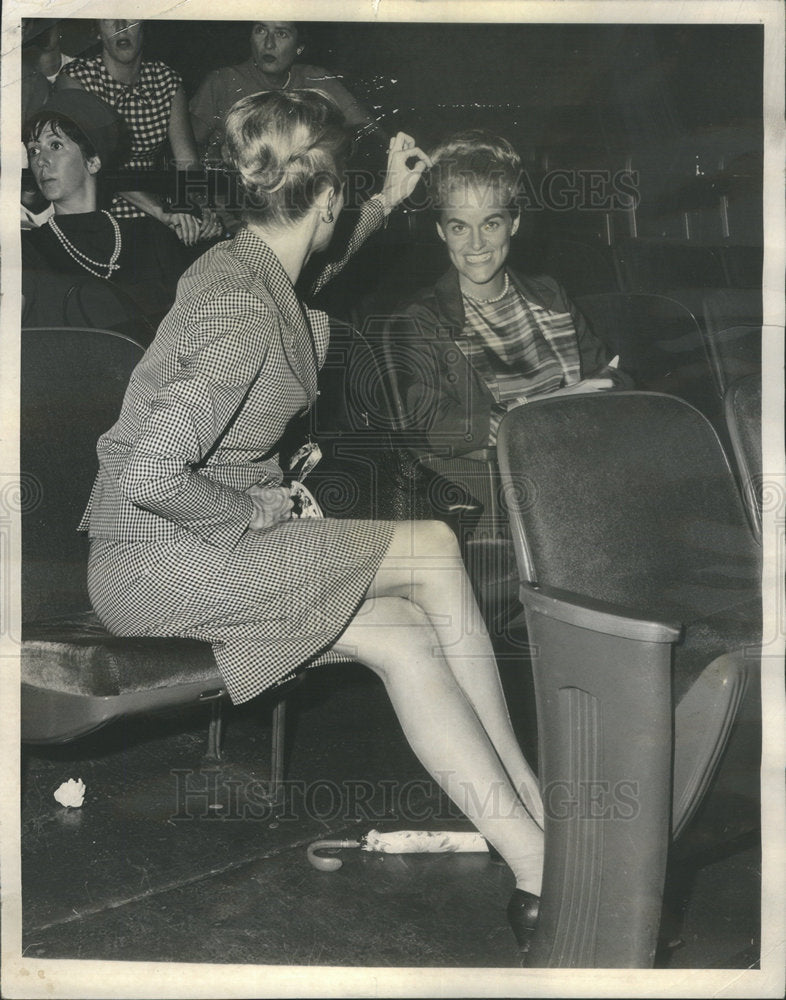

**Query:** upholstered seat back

left=21, top=327, right=144, bottom=623
left=498, top=391, right=761, bottom=623
left=724, top=373, right=763, bottom=538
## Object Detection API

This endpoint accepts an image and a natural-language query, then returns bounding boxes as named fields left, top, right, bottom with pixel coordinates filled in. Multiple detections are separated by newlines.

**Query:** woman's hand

left=197, top=207, right=223, bottom=241
left=551, top=377, right=615, bottom=396
left=164, top=211, right=203, bottom=246
left=247, top=484, right=294, bottom=531
left=378, top=132, right=432, bottom=215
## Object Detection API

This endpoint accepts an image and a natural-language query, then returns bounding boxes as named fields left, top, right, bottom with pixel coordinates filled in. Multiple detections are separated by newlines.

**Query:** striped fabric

left=61, top=58, right=182, bottom=219
left=461, top=274, right=582, bottom=444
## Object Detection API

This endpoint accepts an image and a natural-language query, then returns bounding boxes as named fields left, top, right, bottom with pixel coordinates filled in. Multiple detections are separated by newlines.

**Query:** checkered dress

left=61, top=57, right=182, bottom=219
left=81, top=198, right=395, bottom=705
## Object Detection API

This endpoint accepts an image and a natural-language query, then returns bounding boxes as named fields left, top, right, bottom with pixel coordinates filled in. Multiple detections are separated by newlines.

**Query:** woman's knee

left=389, top=519, right=462, bottom=560
left=334, top=596, right=441, bottom=680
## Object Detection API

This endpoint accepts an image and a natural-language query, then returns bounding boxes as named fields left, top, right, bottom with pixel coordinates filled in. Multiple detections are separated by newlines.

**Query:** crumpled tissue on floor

left=53, top=778, right=86, bottom=808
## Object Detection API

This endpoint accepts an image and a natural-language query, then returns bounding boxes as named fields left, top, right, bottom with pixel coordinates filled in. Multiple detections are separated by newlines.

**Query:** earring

left=297, top=47, right=303, bottom=54
left=321, top=209, right=334, bottom=224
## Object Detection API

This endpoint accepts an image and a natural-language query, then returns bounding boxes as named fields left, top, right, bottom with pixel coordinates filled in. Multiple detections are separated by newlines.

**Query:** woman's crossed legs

left=331, top=519, right=543, bottom=896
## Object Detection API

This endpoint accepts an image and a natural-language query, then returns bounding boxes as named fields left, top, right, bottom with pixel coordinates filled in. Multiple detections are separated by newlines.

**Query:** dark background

left=59, top=20, right=763, bottom=146
left=51, top=18, right=764, bottom=247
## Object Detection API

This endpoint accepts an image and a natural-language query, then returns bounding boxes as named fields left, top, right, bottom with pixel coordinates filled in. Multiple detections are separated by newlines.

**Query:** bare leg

left=367, top=520, right=543, bottom=827
left=332, top=593, right=543, bottom=894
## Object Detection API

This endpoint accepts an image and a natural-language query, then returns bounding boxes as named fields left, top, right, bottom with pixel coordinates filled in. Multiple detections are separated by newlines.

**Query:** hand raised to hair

left=378, top=131, right=432, bottom=214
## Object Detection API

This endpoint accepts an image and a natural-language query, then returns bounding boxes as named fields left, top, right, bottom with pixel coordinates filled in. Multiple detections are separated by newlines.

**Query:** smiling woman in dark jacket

left=391, top=130, right=631, bottom=458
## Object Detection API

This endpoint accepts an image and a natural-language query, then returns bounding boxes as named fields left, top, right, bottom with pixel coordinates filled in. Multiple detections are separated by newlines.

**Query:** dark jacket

left=388, top=266, right=628, bottom=457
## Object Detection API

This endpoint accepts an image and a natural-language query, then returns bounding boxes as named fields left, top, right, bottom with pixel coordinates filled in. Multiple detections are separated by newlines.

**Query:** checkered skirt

left=88, top=517, right=394, bottom=705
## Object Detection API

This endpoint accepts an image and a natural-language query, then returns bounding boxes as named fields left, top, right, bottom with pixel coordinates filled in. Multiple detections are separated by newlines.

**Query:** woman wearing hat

left=56, top=19, right=217, bottom=247
left=22, top=90, right=196, bottom=330
left=80, top=90, right=544, bottom=954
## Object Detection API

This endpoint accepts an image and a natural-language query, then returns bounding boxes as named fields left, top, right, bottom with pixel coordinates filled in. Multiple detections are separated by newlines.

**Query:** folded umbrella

left=307, top=829, right=490, bottom=871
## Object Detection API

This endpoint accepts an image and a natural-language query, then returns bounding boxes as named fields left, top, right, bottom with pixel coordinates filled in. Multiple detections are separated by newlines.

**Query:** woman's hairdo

left=224, top=90, right=352, bottom=227
left=248, top=20, right=306, bottom=45
left=429, top=130, right=522, bottom=213
left=24, top=111, right=98, bottom=162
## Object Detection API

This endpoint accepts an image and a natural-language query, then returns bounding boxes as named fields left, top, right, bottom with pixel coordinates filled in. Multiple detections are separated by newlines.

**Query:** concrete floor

left=19, top=659, right=761, bottom=973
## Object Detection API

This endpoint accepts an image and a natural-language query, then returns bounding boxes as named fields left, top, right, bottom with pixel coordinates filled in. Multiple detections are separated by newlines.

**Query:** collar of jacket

left=228, top=227, right=326, bottom=405
left=431, top=265, right=562, bottom=337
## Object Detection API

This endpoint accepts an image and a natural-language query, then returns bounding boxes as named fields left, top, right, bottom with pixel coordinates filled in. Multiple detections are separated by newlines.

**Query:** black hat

left=28, top=90, right=122, bottom=169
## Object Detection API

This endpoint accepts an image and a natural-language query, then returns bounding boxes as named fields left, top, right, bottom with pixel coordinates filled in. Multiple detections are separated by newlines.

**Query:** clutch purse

left=290, top=478, right=323, bottom=518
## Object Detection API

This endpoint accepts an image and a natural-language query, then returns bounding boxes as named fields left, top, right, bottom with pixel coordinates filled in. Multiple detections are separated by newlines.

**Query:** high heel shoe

left=507, top=888, right=540, bottom=951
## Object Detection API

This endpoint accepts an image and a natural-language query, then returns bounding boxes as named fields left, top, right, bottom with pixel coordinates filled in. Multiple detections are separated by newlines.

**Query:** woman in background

left=22, top=90, right=193, bottom=332
left=57, top=19, right=219, bottom=247
left=189, top=21, right=385, bottom=164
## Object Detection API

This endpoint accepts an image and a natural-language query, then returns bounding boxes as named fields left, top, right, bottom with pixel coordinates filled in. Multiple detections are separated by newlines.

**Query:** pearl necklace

left=463, top=272, right=510, bottom=304
left=47, top=211, right=122, bottom=279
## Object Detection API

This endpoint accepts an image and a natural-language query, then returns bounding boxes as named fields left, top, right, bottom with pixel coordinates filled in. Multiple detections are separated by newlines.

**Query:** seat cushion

left=22, top=612, right=220, bottom=697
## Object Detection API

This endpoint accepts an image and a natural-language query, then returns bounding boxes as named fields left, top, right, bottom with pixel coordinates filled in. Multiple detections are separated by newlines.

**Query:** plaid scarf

left=459, top=273, right=581, bottom=443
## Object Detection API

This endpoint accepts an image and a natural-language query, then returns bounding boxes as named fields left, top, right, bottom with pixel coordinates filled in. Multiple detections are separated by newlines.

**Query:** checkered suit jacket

left=80, top=197, right=386, bottom=548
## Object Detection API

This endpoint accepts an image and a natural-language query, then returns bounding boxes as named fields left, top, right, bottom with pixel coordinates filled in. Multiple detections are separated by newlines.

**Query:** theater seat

left=22, top=272, right=158, bottom=347
left=724, top=373, right=763, bottom=538
left=575, top=291, right=721, bottom=426
left=702, top=289, right=763, bottom=397
left=612, top=237, right=728, bottom=317
left=20, top=327, right=287, bottom=788
left=497, top=391, right=761, bottom=967
left=541, top=238, right=620, bottom=298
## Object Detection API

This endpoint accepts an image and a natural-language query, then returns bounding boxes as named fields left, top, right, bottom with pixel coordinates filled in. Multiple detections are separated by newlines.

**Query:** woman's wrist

left=369, top=191, right=393, bottom=217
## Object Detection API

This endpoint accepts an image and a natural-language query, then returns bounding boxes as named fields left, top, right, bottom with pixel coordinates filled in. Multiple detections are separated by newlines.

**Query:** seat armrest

left=418, top=447, right=497, bottom=464
left=520, top=582, right=683, bottom=643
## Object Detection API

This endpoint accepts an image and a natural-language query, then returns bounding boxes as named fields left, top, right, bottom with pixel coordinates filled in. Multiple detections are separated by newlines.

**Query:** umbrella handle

left=306, top=838, right=361, bottom=872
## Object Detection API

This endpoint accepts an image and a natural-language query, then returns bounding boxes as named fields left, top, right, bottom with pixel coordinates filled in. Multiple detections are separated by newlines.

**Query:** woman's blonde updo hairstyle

left=428, top=129, right=521, bottom=214
left=224, top=89, right=352, bottom=227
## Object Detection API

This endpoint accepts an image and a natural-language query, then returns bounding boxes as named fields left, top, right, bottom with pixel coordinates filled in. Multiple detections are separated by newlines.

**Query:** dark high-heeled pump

left=507, top=888, right=540, bottom=951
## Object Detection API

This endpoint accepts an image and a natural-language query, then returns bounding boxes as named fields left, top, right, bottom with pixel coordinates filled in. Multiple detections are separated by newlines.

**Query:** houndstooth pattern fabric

left=61, top=57, right=182, bottom=219
left=81, top=197, right=394, bottom=704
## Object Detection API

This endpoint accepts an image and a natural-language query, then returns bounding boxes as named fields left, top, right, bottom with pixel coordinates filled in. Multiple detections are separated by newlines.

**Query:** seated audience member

left=22, top=90, right=195, bottom=330
left=79, top=90, right=544, bottom=951
left=20, top=20, right=64, bottom=225
left=22, top=19, right=75, bottom=87
left=21, top=60, right=53, bottom=229
left=56, top=19, right=219, bottom=247
left=189, top=21, right=386, bottom=164
left=394, top=131, right=631, bottom=458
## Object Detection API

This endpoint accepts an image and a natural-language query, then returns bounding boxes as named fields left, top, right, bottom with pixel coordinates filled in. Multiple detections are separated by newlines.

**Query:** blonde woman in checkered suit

left=81, top=90, right=544, bottom=950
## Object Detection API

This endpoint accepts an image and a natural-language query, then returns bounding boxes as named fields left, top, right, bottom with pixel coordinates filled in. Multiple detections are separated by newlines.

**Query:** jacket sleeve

left=117, top=291, right=279, bottom=548
left=385, top=305, right=489, bottom=459
left=188, top=69, right=225, bottom=151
